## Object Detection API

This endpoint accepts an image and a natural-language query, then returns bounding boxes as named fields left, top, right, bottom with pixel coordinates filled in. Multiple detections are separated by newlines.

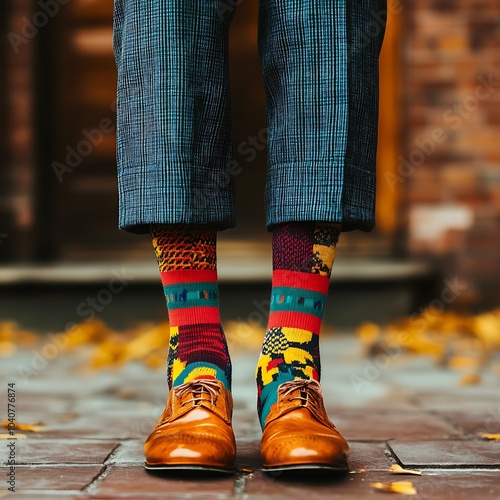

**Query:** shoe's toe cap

left=145, top=430, right=236, bottom=468
left=261, top=414, right=349, bottom=469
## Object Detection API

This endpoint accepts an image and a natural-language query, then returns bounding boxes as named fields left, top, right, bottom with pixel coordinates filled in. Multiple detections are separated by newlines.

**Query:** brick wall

left=404, top=0, right=500, bottom=302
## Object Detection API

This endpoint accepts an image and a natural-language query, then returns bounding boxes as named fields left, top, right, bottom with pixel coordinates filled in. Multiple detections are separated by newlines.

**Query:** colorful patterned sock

left=256, top=222, right=341, bottom=427
left=151, top=224, right=231, bottom=390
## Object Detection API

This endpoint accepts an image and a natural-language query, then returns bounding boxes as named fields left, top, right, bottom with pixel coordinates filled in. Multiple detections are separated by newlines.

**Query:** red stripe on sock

left=160, top=269, right=218, bottom=286
left=272, top=270, right=330, bottom=294
left=267, top=311, right=322, bottom=333
left=267, top=358, right=284, bottom=371
left=169, top=306, right=220, bottom=326
left=193, top=374, right=216, bottom=381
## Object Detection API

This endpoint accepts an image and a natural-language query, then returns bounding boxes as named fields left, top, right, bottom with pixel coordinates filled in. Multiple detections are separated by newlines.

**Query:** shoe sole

left=145, top=463, right=236, bottom=474
left=262, top=462, right=349, bottom=473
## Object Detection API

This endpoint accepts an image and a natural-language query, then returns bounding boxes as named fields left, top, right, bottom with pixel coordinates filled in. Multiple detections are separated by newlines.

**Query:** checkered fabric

left=113, top=0, right=386, bottom=233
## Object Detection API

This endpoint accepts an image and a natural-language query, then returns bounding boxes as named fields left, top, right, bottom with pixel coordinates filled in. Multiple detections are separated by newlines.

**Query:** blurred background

left=0, top=0, right=499, bottom=332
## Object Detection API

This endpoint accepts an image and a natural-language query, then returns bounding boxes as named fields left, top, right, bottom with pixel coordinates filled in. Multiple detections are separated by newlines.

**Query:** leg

left=257, top=0, right=387, bottom=470
left=151, top=224, right=231, bottom=391
left=113, top=0, right=237, bottom=233
left=144, top=223, right=236, bottom=472
left=259, top=0, right=386, bottom=231
left=113, top=0, right=238, bottom=471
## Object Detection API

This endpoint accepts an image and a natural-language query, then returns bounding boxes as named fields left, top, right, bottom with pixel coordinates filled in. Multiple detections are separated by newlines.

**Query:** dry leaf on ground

left=371, top=481, right=417, bottom=495
left=388, top=464, right=422, bottom=475
left=449, top=356, right=482, bottom=370
left=357, top=322, right=381, bottom=346
left=459, top=372, right=481, bottom=386
left=0, top=420, right=45, bottom=432
left=478, top=432, right=500, bottom=441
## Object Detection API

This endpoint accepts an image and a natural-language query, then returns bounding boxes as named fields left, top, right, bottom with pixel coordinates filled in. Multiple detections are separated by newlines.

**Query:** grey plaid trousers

left=113, top=0, right=387, bottom=233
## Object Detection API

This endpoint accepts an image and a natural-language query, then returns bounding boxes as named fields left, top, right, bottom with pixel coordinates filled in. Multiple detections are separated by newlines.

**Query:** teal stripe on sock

left=270, top=286, right=326, bottom=317
left=173, top=362, right=230, bottom=390
left=164, top=282, right=219, bottom=309
left=259, top=369, right=295, bottom=428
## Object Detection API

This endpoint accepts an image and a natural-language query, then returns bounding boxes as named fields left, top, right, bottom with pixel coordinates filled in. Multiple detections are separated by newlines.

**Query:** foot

left=144, top=379, right=236, bottom=472
left=260, top=379, right=349, bottom=472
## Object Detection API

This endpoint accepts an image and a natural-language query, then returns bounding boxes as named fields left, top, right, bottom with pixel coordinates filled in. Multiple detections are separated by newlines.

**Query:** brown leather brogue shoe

left=261, top=379, right=349, bottom=472
left=144, top=379, right=236, bottom=472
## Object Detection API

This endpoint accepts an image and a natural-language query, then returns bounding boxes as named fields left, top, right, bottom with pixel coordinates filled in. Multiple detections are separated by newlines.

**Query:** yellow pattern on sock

left=184, top=366, right=218, bottom=383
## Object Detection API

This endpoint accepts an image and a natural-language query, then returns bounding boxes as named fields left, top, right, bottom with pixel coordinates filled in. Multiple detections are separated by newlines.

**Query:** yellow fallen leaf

left=449, top=356, right=481, bottom=370
left=145, top=353, right=165, bottom=369
left=224, top=320, right=265, bottom=348
left=388, top=464, right=422, bottom=476
left=371, top=481, right=417, bottom=495
left=0, top=420, right=45, bottom=432
left=0, top=434, right=27, bottom=439
left=478, top=432, right=500, bottom=441
left=459, top=373, right=481, bottom=386
left=472, top=312, right=500, bottom=350
left=356, top=322, right=381, bottom=346
left=0, top=341, right=16, bottom=356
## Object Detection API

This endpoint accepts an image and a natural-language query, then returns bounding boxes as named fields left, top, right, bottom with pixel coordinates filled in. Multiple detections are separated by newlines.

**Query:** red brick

left=389, top=440, right=500, bottom=467
left=13, top=439, right=117, bottom=465
left=94, top=465, right=235, bottom=497
left=0, top=465, right=104, bottom=491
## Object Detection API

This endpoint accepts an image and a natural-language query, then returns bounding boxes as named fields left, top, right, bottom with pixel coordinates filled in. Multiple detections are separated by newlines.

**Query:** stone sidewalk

left=1, top=334, right=499, bottom=499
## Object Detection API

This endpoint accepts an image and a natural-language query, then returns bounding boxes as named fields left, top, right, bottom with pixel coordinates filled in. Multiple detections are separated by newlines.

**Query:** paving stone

left=235, top=440, right=261, bottom=471
left=332, top=412, right=463, bottom=440
left=0, top=465, right=104, bottom=491
left=444, top=411, right=500, bottom=437
left=2, top=495, right=81, bottom=500
left=1, top=393, right=72, bottom=414
left=26, top=409, right=153, bottom=440
left=408, top=471, right=500, bottom=500
left=347, top=442, right=393, bottom=471
left=389, top=440, right=500, bottom=467
left=245, top=470, right=500, bottom=499
left=245, top=470, right=383, bottom=499
left=1, top=439, right=117, bottom=465
left=414, top=390, right=500, bottom=412
left=232, top=408, right=261, bottom=440
left=110, top=440, right=144, bottom=465
left=93, top=465, right=236, bottom=497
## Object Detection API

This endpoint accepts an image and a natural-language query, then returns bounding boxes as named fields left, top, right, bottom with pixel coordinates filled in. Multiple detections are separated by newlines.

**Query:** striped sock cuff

left=161, top=269, right=220, bottom=325
left=268, top=270, right=330, bottom=332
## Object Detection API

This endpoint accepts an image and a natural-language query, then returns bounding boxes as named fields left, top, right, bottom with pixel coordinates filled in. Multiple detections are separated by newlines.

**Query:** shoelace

left=175, top=379, right=221, bottom=407
left=279, top=379, right=324, bottom=414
